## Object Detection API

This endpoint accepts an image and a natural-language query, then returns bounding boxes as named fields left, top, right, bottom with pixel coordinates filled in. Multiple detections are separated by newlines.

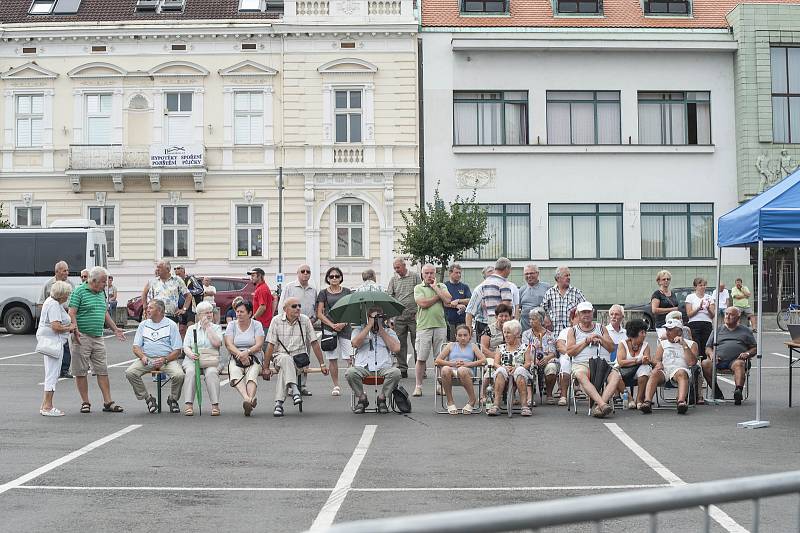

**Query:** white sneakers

left=39, top=408, right=64, bottom=417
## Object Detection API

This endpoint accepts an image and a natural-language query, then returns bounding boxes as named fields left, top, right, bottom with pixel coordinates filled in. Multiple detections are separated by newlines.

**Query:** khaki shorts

left=70, top=335, right=108, bottom=376
left=228, top=361, right=262, bottom=385
left=543, top=361, right=560, bottom=377
left=570, top=361, right=590, bottom=379
left=415, top=327, right=447, bottom=362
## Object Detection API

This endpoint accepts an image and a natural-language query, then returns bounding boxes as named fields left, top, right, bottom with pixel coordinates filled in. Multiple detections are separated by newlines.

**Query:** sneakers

left=412, top=386, right=423, bottom=397
left=734, top=388, right=743, bottom=405
left=331, top=386, right=341, bottom=397
left=40, top=407, right=65, bottom=417
left=557, top=397, right=567, bottom=406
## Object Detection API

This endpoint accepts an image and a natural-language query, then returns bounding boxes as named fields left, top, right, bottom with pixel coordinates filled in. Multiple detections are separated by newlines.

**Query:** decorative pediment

left=317, top=58, right=378, bottom=74
left=148, top=61, right=209, bottom=78
left=68, top=62, right=127, bottom=79
left=0, top=61, right=58, bottom=80
left=218, top=60, right=278, bottom=78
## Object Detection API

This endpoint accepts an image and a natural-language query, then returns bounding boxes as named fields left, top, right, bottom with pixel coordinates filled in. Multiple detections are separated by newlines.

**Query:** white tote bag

left=35, top=335, right=63, bottom=359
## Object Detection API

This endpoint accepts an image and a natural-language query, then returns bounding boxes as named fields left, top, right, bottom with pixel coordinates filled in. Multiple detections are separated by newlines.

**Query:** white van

left=0, top=219, right=107, bottom=334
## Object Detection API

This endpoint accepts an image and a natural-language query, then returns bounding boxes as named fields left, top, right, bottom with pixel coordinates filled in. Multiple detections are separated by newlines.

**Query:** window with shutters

left=165, top=92, right=192, bottom=145
left=86, top=94, right=112, bottom=145
left=16, top=94, right=44, bottom=148
left=234, top=92, right=264, bottom=145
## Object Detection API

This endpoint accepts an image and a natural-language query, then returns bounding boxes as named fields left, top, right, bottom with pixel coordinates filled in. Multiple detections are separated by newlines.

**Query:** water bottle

left=622, top=390, right=629, bottom=409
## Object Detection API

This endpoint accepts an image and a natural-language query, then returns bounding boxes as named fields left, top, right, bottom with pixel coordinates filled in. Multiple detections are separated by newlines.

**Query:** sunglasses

left=300, top=270, right=311, bottom=274
left=289, top=304, right=301, bottom=309
left=328, top=274, right=341, bottom=279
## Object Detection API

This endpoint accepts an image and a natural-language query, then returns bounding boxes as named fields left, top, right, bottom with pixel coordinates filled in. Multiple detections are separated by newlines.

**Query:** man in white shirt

left=711, top=283, right=731, bottom=320
left=277, top=264, right=319, bottom=396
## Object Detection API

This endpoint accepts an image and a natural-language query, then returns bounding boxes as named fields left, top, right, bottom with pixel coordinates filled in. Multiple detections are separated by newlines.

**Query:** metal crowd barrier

left=314, top=470, right=800, bottom=533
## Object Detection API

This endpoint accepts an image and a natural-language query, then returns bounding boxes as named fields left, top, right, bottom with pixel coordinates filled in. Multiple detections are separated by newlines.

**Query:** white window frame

left=10, top=201, right=46, bottom=228
left=86, top=203, right=120, bottom=259
left=156, top=202, right=194, bottom=260
left=331, top=201, right=368, bottom=259
left=163, top=91, right=194, bottom=145
left=15, top=94, right=45, bottom=148
left=334, top=88, right=363, bottom=144
left=229, top=201, right=269, bottom=260
left=85, top=93, right=113, bottom=145
left=233, top=91, right=264, bottom=145
left=29, top=0, right=56, bottom=14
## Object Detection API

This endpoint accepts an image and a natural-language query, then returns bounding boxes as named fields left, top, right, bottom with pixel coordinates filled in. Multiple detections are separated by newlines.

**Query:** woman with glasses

left=651, top=270, right=678, bottom=330
left=316, top=267, right=352, bottom=396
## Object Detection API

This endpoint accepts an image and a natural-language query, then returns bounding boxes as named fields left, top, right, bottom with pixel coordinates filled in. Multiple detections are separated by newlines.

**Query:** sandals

left=462, top=404, right=474, bottom=415
left=273, top=402, right=284, bottom=417
left=145, top=396, right=158, bottom=414
left=184, top=404, right=194, bottom=416
left=292, top=393, right=302, bottom=406
left=591, top=405, right=606, bottom=418
left=487, top=406, right=499, bottom=417
left=353, top=398, right=368, bottom=414
left=602, top=403, right=614, bottom=417
left=40, top=408, right=65, bottom=417
left=243, top=400, right=253, bottom=417
left=166, top=396, right=180, bottom=414
left=521, top=406, right=532, bottom=417
left=447, top=404, right=458, bottom=415
left=102, top=402, right=123, bottom=413
left=377, top=398, right=389, bottom=414
left=331, top=386, right=341, bottom=397
left=640, top=401, right=653, bottom=414
left=546, top=397, right=555, bottom=405
left=558, top=397, right=567, bottom=406
left=211, top=405, right=220, bottom=416
left=677, top=401, right=688, bottom=415
left=80, top=402, right=91, bottom=414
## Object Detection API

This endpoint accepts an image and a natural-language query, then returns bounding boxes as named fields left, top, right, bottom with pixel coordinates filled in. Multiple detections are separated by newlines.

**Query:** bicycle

left=777, top=303, right=800, bottom=331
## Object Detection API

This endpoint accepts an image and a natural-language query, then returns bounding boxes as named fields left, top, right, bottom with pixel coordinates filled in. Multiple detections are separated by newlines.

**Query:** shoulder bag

left=36, top=335, right=63, bottom=359
left=277, top=320, right=311, bottom=369
left=319, top=290, right=339, bottom=352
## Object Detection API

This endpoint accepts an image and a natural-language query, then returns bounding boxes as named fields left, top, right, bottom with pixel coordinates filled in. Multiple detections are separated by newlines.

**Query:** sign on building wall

left=149, top=144, right=204, bottom=168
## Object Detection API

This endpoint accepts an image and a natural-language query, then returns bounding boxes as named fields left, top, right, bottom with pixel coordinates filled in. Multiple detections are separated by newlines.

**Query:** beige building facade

left=0, top=0, right=418, bottom=302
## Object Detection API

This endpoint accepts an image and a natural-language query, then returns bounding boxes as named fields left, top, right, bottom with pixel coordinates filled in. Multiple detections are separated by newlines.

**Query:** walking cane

left=193, top=328, right=202, bottom=416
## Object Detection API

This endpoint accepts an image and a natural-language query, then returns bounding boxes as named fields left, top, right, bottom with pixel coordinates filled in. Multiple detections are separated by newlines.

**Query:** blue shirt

left=444, top=281, right=471, bottom=324
left=134, top=318, right=182, bottom=357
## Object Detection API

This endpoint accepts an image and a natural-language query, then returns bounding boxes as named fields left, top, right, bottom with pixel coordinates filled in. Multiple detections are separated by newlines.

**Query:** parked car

left=127, top=277, right=255, bottom=323
left=626, top=286, right=713, bottom=331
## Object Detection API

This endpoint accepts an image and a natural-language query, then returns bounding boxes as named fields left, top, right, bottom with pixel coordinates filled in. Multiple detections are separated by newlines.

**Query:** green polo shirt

left=68, top=282, right=107, bottom=337
left=414, top=282, right=448, bottom=331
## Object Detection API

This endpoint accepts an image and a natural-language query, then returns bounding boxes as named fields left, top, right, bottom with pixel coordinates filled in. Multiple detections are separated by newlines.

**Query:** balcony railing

left=333, top=145, right=365, bottom=164
left=283, top=0, right=413, bottom=21
left=69, top=144, right=205, bottom=171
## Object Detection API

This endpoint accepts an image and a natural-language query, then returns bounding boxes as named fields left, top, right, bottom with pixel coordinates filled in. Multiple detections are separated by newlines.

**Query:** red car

left=127, top=277, right=255, bottom=323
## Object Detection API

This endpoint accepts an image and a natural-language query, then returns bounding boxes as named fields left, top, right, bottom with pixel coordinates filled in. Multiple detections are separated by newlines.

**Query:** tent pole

left=738, top=240, right=770, bottom=429
left=709, top=247, right=722, bottom=403
left=795, top=248, right=798, bottom=305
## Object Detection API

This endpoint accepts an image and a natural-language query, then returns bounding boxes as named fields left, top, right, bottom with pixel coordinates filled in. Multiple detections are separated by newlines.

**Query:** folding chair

left=434, top=364, right=485, bottom=414
left=483, top=359, right=523, bottom=417
left=654, top=366, right=698, bottom=410
left=567, top=376, right=591, bottom=416
left=349, top=369, right=398, bottom=413
left=714, top=360, right=751, bottom=401
left=149, top=370, right=171, bottom=413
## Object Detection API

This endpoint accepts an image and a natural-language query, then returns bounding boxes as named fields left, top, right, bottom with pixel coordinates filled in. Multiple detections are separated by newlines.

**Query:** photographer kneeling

left=347, top=307, right=402, bottom=414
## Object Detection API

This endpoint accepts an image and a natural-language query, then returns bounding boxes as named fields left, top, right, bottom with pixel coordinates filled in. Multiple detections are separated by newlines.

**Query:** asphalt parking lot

left=0, top=329, right=798, bottom=533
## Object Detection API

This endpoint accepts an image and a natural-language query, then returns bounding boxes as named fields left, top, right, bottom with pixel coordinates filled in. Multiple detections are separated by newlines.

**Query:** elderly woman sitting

left=435, top=324, right=486, bottom=414
left=615, top=319, right=651, bottom=410
left=488, top=319, right=533, bottom=417
left=523, top=308, right=558, bottom=405
left=182, top=301, right=224, bottom=416
left=37, top=280, right=75, bottom=417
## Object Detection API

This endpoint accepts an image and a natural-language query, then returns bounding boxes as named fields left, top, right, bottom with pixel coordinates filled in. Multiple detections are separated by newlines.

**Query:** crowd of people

left=34, top=257, right=757, bottom=419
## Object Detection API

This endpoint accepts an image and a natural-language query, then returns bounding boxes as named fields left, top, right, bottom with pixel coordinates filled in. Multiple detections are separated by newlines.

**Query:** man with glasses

left=80, top=269, right=89, bottom=283
left=278, top=264, right=319, bottom=395
left=703, top=307, right=756, bottom=405
left=518, top=264, right=550, bottom=332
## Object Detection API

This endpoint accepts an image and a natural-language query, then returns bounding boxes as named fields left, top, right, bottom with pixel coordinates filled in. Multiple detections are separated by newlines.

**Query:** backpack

left=391, top=385, right=412, bottom=413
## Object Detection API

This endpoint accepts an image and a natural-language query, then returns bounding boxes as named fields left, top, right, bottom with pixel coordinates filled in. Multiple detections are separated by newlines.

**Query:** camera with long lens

left=370, top=312, right=387, bottom=332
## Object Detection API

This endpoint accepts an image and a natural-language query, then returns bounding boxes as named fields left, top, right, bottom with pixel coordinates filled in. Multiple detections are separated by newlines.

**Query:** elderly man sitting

left=641, top=318, right=698, bottom=414
left=703, top=307, right=756, bottom=405
left=346, top=306, right=402, bottom=414
left=126, top=300, right=184, bottom=414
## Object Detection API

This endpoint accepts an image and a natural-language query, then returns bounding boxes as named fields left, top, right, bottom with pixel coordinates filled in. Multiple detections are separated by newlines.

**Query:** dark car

left=627, top=286, right=713, bottom=330
left=127, top=277, right=255, bottom=323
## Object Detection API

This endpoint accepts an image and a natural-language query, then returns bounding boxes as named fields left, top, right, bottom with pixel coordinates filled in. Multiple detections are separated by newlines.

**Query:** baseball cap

left=576, top=301, right=594, bottom=313
left=665, top=318, right=683, bottom=329
left=247, top=267, right=265, bottom=276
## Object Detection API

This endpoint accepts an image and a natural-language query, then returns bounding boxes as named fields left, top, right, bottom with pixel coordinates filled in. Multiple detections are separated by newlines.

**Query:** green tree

left=0, top=203, right=10, bottom=229
left=398, top=185, right=489, bottom=281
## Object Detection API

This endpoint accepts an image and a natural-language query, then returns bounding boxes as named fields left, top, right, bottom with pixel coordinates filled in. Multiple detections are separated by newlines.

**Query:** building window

left=638, top=91, right=711, bottom=145
left=770, top=47, right=800, bottom=144
left=556, top=0, right=602, bottom=14
left=16, top=94, right=44, bottom=148
left=644, top=0, right=689, bottom=15
left=165, top=92, right=192, bottom=146
left=462, top=204, right=531, bottom=260
left=14, top=206, right=43, bottom=228
left=549, top=204, right=622, bottom=259
left=29, top=0, right=56, bottom=14
left=161, top=205, right=189, bottom=258
left=335, top=203, right=364, bottom=257
left=234, top=92, right=264, bottom=145
left=235, top=204, right=264, bottom=257
left=88, top=206, right=116, bottom=258
left=86, top=94, right=112, bottom=145
left=461, top=0, right=507, bottom=12
left=547, top=91, right=620, bottom=145
left=641, top=203, right=713, bottom=259
left=239, top=0, right=262, bottom=10
left=335, top=90, right=362, bottom=144
left=453, top=91, right=528, bottom=146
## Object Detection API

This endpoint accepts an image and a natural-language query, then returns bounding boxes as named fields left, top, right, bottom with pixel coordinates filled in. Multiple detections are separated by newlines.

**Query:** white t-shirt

left=685, top=293, right=714, bottom=323
left=603, top=324, right=627, bottom=359
left=711, top=289, right=730, bottom=310
left=202, top=284, right=217, bottom=304
left=37, top=297, right=71, bottom=343
left=660, top=337, right=696, bottom=370
left=510, top=282, right=520, bottom=315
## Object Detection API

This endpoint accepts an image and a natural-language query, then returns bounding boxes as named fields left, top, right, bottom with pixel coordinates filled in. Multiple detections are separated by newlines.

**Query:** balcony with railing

left=283, top=0, right=414, bottom=22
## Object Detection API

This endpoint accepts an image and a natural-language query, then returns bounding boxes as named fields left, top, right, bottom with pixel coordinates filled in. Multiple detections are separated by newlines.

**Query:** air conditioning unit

left=160, top=0, right=186, bottom=12
left=135, top=0, right=159, bottom=11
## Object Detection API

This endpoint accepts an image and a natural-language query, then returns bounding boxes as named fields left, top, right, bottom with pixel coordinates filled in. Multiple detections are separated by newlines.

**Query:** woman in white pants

left=37, top=281, right=75, bottom=417
left=182, top=301, right=223, bottom=416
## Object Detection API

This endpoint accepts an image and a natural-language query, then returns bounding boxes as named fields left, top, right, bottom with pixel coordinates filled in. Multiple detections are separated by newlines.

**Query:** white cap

left=665, top=318, right=683, bottom=329
left=576, top=301, right=593, bottom=313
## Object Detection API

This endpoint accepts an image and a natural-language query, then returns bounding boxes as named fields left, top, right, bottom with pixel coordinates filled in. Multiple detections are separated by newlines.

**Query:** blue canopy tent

left=716, top=169, right=800, bottom=429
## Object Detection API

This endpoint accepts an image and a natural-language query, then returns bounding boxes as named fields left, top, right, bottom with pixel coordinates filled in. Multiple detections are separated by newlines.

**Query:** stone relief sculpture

left=756, top=149, right=798, bottom=193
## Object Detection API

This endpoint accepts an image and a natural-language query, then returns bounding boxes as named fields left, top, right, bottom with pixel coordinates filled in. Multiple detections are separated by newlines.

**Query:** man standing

left=518, top=264, right=550, bottom=332
left=412, top=264, right=452, bottom=397
left=249, top=267, right=275, bottom=332
left=465, top=266, right=494, bottom=339
left=68, top=267, right=126, bottom=414
left=711, top=283, right=731, bottom=321
left=141, top=260, right=191, bottom=323
left=475, top=257, right=514, bottom=326
left=174, top=265, right=202, bottom=337
left=703, top=307, right=757, bottom=405
left=387, top=258, right=422, bottom=378
left=106, top=275, right=118, bottom=318
left=355, top=269, right=384, bottom=292
left=41, top=260, right=74, bottom=379
left=444, top=263, right=471, bottom=341
left=542, top=266, right=586, bottom=334
left=277, top=264, right=318, bottom=395
left=731, top=278, right=757, bottom=330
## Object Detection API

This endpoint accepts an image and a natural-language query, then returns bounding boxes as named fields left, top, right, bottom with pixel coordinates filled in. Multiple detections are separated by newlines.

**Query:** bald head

left=284, top=297, right=302, bottom=320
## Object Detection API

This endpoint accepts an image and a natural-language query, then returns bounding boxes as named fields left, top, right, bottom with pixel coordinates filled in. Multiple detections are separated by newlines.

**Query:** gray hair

left=421, top=263, right=436, bottom=274
left=362, top=268, right=376, bottom=282
left=481, top=266, right=494, bottom=277
left=555, top=266, right=570, bottom=281
left=157, top=259, right=172, bottom=270
left=495, top=257, right=511, bottom=272
left=725, top=306, right=741, bottom=316
left=528, top=307, right=545, bottom=322
left=502, top=319, right=522, bottom=336
left=88, top=266, right=108, bottom=283
left=149, top=299, right=166, bottom=314
left=196, top=301, right=214, bottom=315
left=54, top=260, right=69, bottom=272
left=609, top=304, right=625, bottom=315
left=448, top=263, right=462, bottom=273
left=524, top=263, right=540, bottom=273
left=50, top=280, right=73, bottom=300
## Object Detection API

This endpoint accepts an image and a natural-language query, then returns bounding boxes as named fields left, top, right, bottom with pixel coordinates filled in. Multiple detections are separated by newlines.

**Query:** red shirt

left=252, top=280, right=274, bottom=329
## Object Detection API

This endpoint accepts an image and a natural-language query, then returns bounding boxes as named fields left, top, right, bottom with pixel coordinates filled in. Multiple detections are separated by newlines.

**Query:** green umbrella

left=329, top=291, right=406, bottom=325
left=192, top=329, right=202, bottom=416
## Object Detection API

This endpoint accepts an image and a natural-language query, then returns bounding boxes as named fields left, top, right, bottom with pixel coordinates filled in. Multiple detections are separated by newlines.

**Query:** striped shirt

left=68, top=282, right=107, bottom=337
left=477, top=274, right=513, bottom=320
left=541, top=285, right=586, bottom=334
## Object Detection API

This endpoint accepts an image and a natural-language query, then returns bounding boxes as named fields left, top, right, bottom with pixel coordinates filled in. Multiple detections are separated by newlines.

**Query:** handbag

left=198, top=347, right=220, bottom=369
left=618, top=364, right=639, bottom=384
left=277, top=319, right=311, bottom=369
left=320, top=329, right=338, bottom=352
left=391, top=384, right=412, bottom=413
left=36, top=335, right=63, bottom=359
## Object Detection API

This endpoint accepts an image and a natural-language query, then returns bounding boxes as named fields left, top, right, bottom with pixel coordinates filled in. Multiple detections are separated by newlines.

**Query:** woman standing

left=650, top=270, right=678, bottom=329
left=37, top=281, right=75, bottom=417
left=224, top=300, right=265, bottom=416
left=182, top=301, right=223, bottom=416
left=685, top=277, right=714, bottom=402
left=317, top=267, right=352, bottom=396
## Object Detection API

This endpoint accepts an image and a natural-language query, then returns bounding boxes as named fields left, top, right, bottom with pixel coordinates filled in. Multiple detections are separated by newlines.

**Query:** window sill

left=458, top=12, right=511, bottom=17
left=452, top=145, right=715, bottom=154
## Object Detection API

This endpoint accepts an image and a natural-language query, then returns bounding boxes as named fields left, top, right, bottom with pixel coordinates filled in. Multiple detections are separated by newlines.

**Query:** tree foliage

left=398, top=185, right=489, bottom=280
left=0, top=203, right=10, bottom=229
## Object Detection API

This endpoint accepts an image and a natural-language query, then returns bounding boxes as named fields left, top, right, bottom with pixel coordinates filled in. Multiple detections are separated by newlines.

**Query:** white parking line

left=0, top=363, right=43, bottom=367
left=310, top=424, right=377, bottom=531
left=17, top=486, right=331, bottom=492
left=13, top=483, right=668, bottom=492
left=771, top=352, right=793, bottom=360
left=717, top=375, right=735, bottom=386
left=605, top=423, right=747, bottom=533
left=1, top=333, right=12, bottom=338
left=0, top=351, right=36, bottom=361
left=0, top=425, right=141, bottom=496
